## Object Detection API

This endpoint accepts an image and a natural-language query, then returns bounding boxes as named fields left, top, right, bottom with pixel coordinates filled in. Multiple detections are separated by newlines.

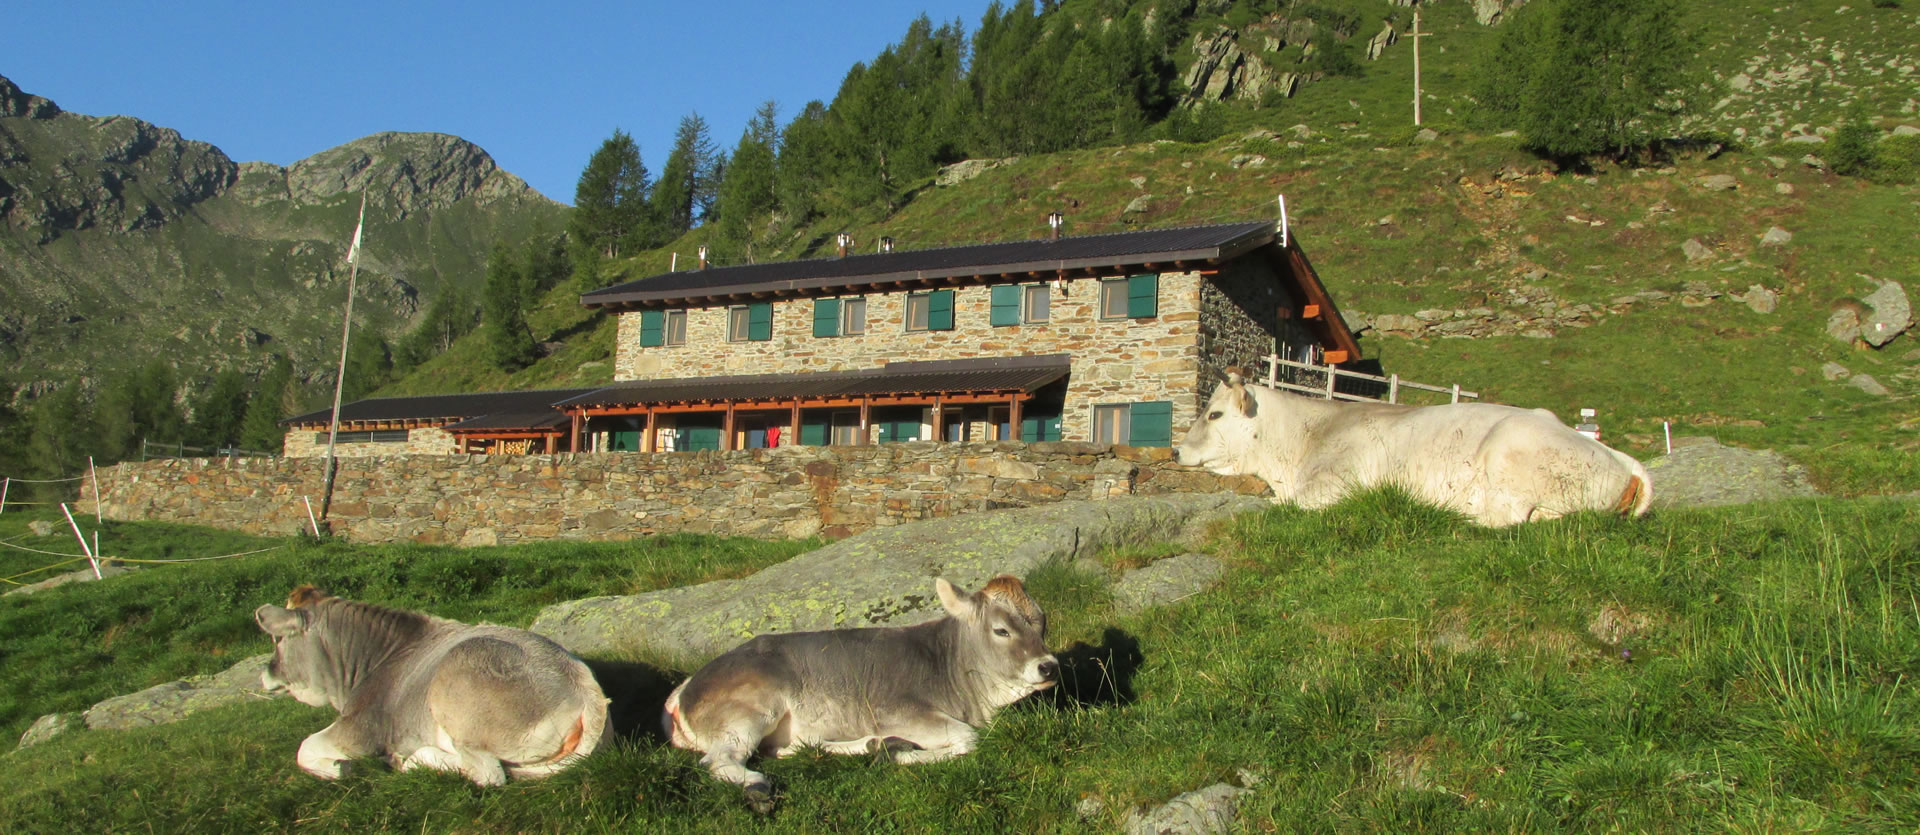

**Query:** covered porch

left=558, top=355, right=1070, bottom=453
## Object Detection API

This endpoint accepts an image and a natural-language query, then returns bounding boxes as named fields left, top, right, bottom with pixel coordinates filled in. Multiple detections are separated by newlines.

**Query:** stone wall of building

left=1199, top=255, right=1292, bottom=387
left=282, top=427, right=457, bottom=458
left=89, top=444, right=1269, bottom=545
left=613, top=272, right=1215, bottom=440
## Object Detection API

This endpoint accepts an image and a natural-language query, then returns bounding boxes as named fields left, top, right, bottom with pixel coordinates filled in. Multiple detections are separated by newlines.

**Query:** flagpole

left=319, top=191, right=367, bottom=527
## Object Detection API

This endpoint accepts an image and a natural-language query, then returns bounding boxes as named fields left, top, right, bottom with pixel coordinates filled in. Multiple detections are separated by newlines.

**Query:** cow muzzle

left=1029, top=656, right=1060, bottom=690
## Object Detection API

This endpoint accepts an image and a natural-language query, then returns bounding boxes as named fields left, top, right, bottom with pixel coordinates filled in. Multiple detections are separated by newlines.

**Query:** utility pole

left=1410, top=9, right=1432, bottom=126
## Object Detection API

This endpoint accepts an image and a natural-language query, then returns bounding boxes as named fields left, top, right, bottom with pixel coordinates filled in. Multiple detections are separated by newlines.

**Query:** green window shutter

left=610, top=431, right=639, bottom=451
left=800, top=418, right=829, bottom=446
left=683, top=424, right=722, bottom=451
left=639, top=310, right=664, bottom=347
left=813, top=298, right=841, bottom=337
left=1128, top=401, right=1174, bottom=447
left=928, top=289, right=954, bottom=331
left=1127, top=273, right=1159, bottom=318
left=1020, top=413, right=1062, bottom=442
left=990, top=285, right=1021, bottom=326
left=748, top=302, right=773, bottom=341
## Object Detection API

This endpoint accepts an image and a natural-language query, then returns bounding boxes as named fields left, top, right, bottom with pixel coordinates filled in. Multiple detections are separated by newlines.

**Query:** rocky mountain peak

left=262, top=131, right=545, bottom=218
left=1, top=74, right=62, bottom=119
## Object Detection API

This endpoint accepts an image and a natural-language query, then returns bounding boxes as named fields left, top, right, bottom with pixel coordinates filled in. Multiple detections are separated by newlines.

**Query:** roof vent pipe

left=836, top=233, right=853, bottom=257
left=697, top=245, right=709, bottom=270
left=1048, top=211, right=1064, bottom=241
left=879, top=236, right=895, bottom=253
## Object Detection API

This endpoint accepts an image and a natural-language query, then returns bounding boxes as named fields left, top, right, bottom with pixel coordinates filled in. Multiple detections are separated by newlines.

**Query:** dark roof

left=581, top=220, right=1277, bottom=309
left=559, top=354, right=1071, bottom=409
left=282, top=388, right=596, bottom=427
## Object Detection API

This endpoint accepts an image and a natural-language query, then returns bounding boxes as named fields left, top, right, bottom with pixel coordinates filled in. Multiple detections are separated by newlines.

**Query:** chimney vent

left=836, top=233, right=853, bottom=257
left=697, top=245, right=709, bottom=270
left=1047, top=212, right=1065, bottom=241
left=880, top=236, right=895, bottom=253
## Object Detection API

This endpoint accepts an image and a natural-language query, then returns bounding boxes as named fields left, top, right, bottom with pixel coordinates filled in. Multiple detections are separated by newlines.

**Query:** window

left=729, top=302, right=772, bottom=342
left=830, top=411, right=861, bottom=446
left=991, top=284, right=1050, bottom=326
left=1099, top=273, right=1159, bottom=319
left=905, top=289, right=954, bottom=331
left=315, top=429, right=408, bottom=444
left=814, top=297, right=866, bottom=337
left=842, top=297, right=866, bottom=335
left=1089, top=401, right=1174, bottom=447
left=639, top=309, right=686, bottom=347
left=1024, top=284, right=1051, bottom=323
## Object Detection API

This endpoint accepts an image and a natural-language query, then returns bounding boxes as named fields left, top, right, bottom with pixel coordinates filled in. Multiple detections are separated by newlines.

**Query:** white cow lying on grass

left=254, top=586, right=609, bottom=785
left=1177, top=370, right=1651, bottom=527
left=663, top=575, right=1058, bottom=813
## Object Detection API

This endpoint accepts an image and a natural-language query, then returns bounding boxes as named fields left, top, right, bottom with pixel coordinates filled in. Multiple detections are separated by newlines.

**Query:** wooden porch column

left=1009, top=395, right=1024, bottom=442
left=931, top=396, right=945, bottom=442
left=643, top=410, right=657, bottom=453
left=858, top=397, right=872, bottom=446
left=789, top=402, right=802, bottom=448
left=723, top=404, right=737, bottom=451
left=569, top=412, right=582, bottom=452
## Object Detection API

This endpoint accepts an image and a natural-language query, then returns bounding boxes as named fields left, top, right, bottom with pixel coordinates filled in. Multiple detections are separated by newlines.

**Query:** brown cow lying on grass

left=254, top=586, right=609, bottom=785
left=664, top=575, right=1058, bottom=813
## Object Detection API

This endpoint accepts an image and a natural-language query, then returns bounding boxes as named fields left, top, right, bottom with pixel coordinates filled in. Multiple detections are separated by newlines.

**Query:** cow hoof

left=868, top=736, right=921, bottom=764
left=743, top=783, right=775, bottom=815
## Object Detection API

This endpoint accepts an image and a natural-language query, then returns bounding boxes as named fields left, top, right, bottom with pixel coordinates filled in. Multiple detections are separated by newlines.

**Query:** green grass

left=3, top=493, right=1915, bottom=832
left=0, top=509, right=814, bottom=743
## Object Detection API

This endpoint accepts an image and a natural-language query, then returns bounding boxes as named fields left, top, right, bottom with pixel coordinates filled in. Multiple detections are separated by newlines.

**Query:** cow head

left=937, top=575, right=1057, bottom=705
left=1177, top=367, right=1260, bottom=471
left=254, top=585, right=336, bottom=708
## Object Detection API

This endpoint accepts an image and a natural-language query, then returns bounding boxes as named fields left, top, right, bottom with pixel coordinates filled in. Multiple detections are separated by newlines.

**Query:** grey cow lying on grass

left=254, top=586, right=610, bottom=785
left=664, top=575, right=1059, bottom=813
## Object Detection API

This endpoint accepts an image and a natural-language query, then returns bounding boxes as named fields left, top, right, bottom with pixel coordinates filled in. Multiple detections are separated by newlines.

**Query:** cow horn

left=1225, top=366, right=1245, bottom=388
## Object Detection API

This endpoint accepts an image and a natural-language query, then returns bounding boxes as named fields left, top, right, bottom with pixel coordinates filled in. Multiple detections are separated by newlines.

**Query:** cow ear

left=935, top=578, right=973, bottom=619
left=255, top=604, right=307, bottom=638
left=1225, top=367, right=1245, bottom=388
left=1238, top=385, right=1258, bottom=417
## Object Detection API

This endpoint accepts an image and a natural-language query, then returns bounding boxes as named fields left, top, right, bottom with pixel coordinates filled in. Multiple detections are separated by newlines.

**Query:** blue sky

left=9, top=1, right=990, bottom=204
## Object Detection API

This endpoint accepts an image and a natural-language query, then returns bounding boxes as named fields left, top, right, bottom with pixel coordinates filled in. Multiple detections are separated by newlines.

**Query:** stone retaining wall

left=88, top=443, right=1268, bottom=544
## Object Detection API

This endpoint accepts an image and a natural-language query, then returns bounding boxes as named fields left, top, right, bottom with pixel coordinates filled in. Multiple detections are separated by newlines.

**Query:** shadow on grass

left=1044, top=626, right=1145, bottom=710
left=582, top=658, right=685, bottom=743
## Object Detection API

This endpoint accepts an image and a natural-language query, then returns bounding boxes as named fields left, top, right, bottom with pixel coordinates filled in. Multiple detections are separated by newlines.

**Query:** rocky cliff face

left=0, top=74, right=564, bottom=402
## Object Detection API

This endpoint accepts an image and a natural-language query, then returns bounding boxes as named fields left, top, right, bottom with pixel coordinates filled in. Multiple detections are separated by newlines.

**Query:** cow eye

left=1208, top=411, right=1223, bottom=421
left=992, top=627, right=1011, bottom=638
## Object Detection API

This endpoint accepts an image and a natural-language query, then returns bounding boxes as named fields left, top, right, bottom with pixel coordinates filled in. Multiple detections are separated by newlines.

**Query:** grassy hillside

left=1, top=493, right=1913, bottom=831
left=364, top=1, right=1919, bottom=493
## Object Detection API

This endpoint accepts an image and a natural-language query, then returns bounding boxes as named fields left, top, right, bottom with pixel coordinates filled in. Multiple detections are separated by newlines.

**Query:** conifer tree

left=569, top=130, right=654, bottom=259
left=775, top=101, right=833, bottom=227
left=189, top=369, right=251, bottom=448
left=712, top=101, right=781, bottom=258
left=481, top=242, right=538, bottom=370
left=652, top=113, right=718, bottom=236
left=27, top=384, right=94, bottom=478
left=1475, top=0, right=1699, bottom=161
left=239, top=355, right=295, bottom=452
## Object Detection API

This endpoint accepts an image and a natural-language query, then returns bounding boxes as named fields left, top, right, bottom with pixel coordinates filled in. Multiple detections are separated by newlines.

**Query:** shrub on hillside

left=1829, top=115, right=1880, bottom=177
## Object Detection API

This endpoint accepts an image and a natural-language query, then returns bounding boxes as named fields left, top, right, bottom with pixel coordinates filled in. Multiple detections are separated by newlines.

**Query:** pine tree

left=1475, top=0, right=1700, bottom=161
left=775, top=101, right=834, bottom=226
left=189, top=369, right=252, bottom=449
left=712, top=101, right=781, bottom=259
left=569, top=130, right=654, bottom=259
left=482, top=242, right=538, bottom=370
left=340, top=328, right=394, bottom=403
left=27, top=384, right=94, bottom=479
left=239, top=355, right=295, bottom=452
left=652, top=113, right=718, bottom=236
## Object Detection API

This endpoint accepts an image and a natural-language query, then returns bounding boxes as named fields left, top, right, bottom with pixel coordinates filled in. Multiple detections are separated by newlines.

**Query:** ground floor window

left=1089, top=401, right=1174, bottom=447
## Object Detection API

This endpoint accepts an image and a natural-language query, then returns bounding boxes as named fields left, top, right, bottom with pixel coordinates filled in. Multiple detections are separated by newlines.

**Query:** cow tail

left=1614, top=469, right=1651, bottom=517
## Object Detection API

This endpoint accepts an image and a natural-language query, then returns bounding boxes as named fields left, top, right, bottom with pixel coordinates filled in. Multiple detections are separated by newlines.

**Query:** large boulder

left=1860, top=280, right=1911, bottom=348
left=1645, top=438, right=1819, bottom=508
left=531, top=494, right=1267, bottom=659
left=82, top=654, right=277, bottom=731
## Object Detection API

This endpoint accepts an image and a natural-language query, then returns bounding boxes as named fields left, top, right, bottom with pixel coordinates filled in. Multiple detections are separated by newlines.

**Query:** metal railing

left=1262, top=354, right=1480, bottom=404
left=140, top=440, right=277, bottom=460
